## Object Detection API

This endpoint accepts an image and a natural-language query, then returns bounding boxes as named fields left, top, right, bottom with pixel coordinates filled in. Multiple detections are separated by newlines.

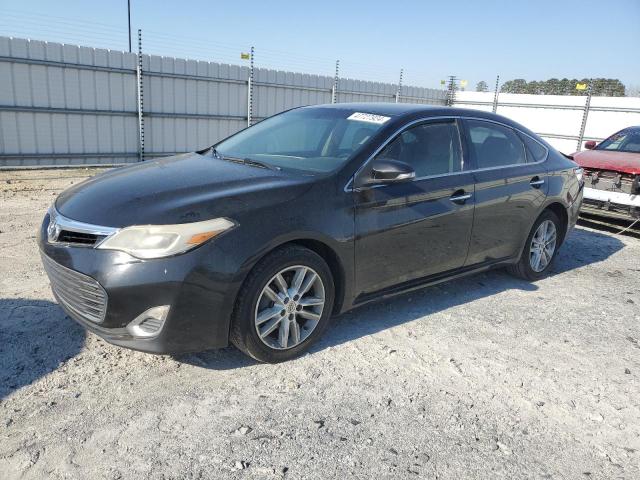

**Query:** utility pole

left=395, top=69, right=403, bottom=103
left=331, top=60, right=340, bottom=104
left=492, top=74, right=500, bottom=113
left=136, top=29, right=144, bottom=160
left=576, top=80, right=593, bottom=152
left=127, top=0, right=132, bottom=53
left=446, top=75, right=457, bottom=106
left=247, top=46, right=254, bottom=127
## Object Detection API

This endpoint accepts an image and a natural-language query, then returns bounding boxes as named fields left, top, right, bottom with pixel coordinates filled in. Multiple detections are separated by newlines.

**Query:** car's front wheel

left=230, top=245, right=335, bottom=363
left=507, top=210, right=562, bottom=281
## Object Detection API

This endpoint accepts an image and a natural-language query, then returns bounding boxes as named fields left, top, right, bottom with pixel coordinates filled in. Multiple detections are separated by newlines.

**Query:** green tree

left=500, top=77, right=626, bottom=96
left=501, top=78, right=528, bottom=93
left=559, top=78, right=572, bottom=95
left=526, top=81, right=543, bottom=94
left=546, top=78, right=561, bottom=95
left=475, top=80, right=488, bottom=92
left=590, top=78, right=625, bottom=96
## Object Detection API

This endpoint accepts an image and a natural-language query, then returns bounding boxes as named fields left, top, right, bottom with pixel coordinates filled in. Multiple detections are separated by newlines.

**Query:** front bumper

left=581, top=187, right=640, bottom=220
left=38, top=214, right=242, bottom=354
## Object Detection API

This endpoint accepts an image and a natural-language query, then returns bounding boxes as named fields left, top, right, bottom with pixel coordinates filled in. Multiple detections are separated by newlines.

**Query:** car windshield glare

left=214, top=108, right=391, bottom=173
left=597, top=128, right=640, bottom=153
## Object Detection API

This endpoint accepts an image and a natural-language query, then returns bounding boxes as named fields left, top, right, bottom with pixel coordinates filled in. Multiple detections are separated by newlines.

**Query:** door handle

left=450, top=191, right=472, bottom=204
left=530, top=176, right=545, bottom=188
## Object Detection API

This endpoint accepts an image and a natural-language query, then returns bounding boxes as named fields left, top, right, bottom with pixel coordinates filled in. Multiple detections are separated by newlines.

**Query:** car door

left=353, top=119, right=475, bottom=296
left=462, top=119, right=549, bottom=266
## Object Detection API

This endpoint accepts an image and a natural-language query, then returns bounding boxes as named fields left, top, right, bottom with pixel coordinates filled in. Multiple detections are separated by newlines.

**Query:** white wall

left=454, top=91, right=640, bottom=154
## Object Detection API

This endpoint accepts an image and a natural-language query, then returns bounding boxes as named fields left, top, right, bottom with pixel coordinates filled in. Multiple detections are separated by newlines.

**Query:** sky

left=0, top=0, right=638, bottom=90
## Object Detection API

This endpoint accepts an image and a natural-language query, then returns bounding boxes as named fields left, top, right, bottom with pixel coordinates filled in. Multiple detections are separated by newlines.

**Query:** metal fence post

left=576, top=80, right=593, bottom=151
left=492, top=74, right=500, bottom=113
left=247, top=46, right=254, bottom=127
left=127, top=0, right=132, bottom=52
left=395, top=69, right=403, bottom=103
left=136, top=29, right=144, bottom=161
left=446, top=75, right=457, bottom=106
left=331, top=60, right=339, bottom=104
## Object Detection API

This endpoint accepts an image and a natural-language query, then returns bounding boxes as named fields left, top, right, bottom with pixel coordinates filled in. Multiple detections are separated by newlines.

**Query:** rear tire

left=230, top=245, right=335, bottom=363
left=507, top=210, right=561, bottom=281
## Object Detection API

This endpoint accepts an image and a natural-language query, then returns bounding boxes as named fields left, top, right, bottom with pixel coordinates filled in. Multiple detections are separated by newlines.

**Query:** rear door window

left=466, top=120, right=526, bottom=169
left=519, top=133, right=548, bottom=162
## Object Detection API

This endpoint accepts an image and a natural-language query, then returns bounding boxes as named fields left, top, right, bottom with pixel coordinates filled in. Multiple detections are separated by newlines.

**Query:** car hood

left=56, top=153, right=315, bottom=227
left=573, top=149, right=640, bottom=175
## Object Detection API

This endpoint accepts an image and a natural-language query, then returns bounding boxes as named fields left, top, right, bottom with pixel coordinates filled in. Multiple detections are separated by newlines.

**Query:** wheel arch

left=280, top=239, right=347, bottom=314
left=543, top=201, right=569, bottom=245
left=234, top=236, right=349, bottom=317
left=515, top=201, right=570, bottom=263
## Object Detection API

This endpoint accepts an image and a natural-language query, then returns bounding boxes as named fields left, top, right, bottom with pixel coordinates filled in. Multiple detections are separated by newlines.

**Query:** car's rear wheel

left=230, top=245, right=334, bottom=363
left=507, top=210, right=561, bottom=281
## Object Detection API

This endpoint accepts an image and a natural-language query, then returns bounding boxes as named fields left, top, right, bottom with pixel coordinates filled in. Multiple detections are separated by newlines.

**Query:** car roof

left=606, top=125, right=640, bottom=137
left=300, top=102, right=524, bottom=128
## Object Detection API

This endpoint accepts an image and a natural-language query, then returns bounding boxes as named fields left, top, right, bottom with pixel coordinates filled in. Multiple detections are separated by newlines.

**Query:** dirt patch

left=1, top=168, right=639, bottom=479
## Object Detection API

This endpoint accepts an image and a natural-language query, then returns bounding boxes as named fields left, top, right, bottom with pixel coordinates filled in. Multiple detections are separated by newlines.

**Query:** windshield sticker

left=347, top=112, right=391, bottom=125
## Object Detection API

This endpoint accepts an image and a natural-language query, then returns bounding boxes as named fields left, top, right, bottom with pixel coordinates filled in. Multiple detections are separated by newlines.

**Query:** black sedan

left=39, top=104, right=584, bottom=362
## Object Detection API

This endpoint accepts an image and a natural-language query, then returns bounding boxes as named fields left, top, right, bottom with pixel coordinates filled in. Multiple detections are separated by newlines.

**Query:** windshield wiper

left=220, top=155, right=281, bottom=171
left=205, top=146, right=280, bottom=171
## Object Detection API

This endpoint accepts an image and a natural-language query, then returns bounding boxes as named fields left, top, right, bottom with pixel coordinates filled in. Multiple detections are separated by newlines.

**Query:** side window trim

left=457, top=118, right=476, bottom=171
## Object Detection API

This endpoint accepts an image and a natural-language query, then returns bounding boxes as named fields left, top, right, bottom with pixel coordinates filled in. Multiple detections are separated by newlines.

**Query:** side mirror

left=584, top=140, right=597, bottom=150
left=368, top=159, right=415, bottom=184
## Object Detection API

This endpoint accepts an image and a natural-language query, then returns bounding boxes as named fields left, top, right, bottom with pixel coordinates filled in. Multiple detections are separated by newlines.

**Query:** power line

left=0, top=11, right=442, bottom=89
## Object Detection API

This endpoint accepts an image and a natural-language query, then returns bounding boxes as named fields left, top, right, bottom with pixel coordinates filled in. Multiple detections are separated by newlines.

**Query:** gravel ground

left=1, top=168, right=639, bottom=480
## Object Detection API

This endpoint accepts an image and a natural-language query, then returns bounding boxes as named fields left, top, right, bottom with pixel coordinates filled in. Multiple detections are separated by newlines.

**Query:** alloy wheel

left=254, top=265, right=325, bottom=350
left=529, top=219, right=557, bottom=273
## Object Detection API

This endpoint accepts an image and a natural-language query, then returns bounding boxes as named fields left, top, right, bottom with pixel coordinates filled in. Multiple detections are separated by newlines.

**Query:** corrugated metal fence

left=0, top=36, right=447, bottom=168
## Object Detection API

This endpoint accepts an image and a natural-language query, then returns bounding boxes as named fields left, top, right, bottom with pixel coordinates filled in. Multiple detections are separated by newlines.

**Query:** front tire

left=507, top=210, right=561, bottom=281
left=230, top=245, right=335, bottom=363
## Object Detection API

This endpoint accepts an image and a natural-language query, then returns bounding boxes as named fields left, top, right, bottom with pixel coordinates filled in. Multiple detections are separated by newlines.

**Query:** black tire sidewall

left=232, top=246, right=335, bottom=363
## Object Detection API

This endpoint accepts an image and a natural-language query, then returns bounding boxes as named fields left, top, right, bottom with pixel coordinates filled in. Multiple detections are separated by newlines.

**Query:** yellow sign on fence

left=240, top=53, right=250, bottom=60
left=576, top=83, right=588, bottom=91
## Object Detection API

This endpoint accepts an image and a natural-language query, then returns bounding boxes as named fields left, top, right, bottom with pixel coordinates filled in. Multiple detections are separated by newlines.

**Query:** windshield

left=596, top=128, right=640, bottom=153
left=214, top=108, right=391, bottom=173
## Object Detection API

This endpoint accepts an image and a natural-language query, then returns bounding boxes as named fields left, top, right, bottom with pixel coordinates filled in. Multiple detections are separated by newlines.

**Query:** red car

left=573, top=126, right=640, bottom=221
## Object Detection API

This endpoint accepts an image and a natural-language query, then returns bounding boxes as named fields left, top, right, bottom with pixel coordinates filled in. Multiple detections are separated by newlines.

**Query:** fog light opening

left=126, top=305, right=170, bottom=338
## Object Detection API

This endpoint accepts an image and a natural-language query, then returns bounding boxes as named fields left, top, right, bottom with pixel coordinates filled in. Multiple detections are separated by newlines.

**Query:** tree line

left=474, top=78, right=626, bottom=96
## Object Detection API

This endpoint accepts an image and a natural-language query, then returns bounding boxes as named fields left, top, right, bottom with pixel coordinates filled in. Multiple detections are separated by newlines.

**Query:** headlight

left=97, top=218, right=235, bottom=259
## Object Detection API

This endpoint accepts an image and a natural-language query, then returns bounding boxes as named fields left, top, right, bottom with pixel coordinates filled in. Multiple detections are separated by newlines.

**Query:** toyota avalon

left=39, top=104, right=584, bottom=362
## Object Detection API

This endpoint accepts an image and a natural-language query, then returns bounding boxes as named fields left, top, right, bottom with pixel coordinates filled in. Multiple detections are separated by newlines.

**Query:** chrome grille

left=46, top=207, right=117, bottom=247
left=57, top=230, right=100, bottom=245
left=41, top=254, right=107, bottom=324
